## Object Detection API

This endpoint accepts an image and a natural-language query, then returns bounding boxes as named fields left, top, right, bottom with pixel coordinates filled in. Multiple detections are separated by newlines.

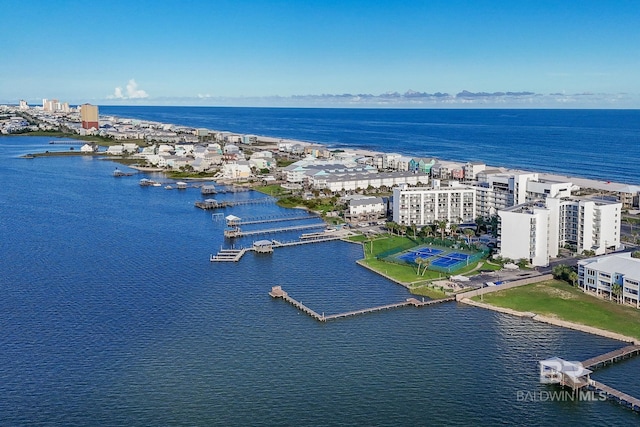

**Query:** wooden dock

left=195, top=197, right=275, bottom=210
left=271, top=234, right=345, bottom=247
left=224, top=223, right=326, bottom=238
left=226, top=214, right=317, bottom=227
left=581, top=345, right=640, bottom=370
left=589, top=380, right=640, bottom=412
left=269, top=286, right=454, bottom=322
left=268, top=286, right=325, bottom=321
left=210, top=235, right=346, bottom=262
left=209, top=248, right=248, bottom=262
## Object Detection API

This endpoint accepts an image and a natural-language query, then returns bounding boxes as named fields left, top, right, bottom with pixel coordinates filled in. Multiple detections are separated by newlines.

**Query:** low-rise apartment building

left=578, top=253, right=640, bottom=308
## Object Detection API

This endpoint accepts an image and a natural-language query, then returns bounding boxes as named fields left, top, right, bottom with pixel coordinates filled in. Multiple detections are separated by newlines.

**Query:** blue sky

left=2, top=0, right=639, bottom=107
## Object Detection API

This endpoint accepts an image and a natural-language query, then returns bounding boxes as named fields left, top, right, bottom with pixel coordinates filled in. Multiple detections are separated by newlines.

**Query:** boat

left=113, top=168, right=133, bottom=177
left=139, top=178, right=159, bottom=186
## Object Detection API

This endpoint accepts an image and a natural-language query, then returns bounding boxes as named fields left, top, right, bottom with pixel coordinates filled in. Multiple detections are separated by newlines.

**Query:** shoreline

left=8, top=125, right=639, bottom=191
left=460, top=297, right=640, bottom=345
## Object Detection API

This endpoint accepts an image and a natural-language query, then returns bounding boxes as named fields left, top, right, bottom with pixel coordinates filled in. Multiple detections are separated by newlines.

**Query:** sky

left=2, top=0, right=639, bottom=108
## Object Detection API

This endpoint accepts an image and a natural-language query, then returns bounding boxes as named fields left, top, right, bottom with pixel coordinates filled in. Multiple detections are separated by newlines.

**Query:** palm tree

left=450, top=223, right=459, bottom=240
left=612, top=284, right=622, bottom=303
left=411, top=223, right=418, bottom=239
left=568, top=271, right=578, bottom=287
left=435, top=219, right=448, bottom=240
left=463, top=228, right=475, bottom=245
left=385, top=221, right=397, bottom=235
left=421, top=258, right=430, bottom=276
left=415, top=257, right=424, bottom=275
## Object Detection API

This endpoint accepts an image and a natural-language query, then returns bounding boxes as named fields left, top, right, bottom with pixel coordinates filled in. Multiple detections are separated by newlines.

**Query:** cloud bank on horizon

left=98, top=89, right=639, bottom=108
left=2, top=1, right=639, bottom=108
left=107, top=79, right=149, bottom=100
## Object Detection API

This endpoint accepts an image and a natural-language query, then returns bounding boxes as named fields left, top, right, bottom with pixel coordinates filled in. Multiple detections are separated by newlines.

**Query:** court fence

left=378, top=245, right=490, bottom=274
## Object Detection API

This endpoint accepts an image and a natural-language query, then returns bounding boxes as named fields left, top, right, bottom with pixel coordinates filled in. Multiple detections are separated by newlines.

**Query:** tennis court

left=430, top=251, right=471, bottom=268
left=397, top=247, right=443, bottom=262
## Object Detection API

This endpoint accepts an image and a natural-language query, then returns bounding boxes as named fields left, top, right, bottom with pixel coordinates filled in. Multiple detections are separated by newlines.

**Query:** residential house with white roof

left=578, top=253, right=640, bottom=308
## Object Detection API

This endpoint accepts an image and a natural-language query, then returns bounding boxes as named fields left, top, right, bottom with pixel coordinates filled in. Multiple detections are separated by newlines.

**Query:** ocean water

left=100, top=107, right=640, bottom=185
left=1, top=131, right=639, bottom=425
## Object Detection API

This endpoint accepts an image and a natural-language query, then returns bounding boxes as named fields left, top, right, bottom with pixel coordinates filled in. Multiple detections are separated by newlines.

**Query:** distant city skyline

left=2, top=0, right=639, bottom=108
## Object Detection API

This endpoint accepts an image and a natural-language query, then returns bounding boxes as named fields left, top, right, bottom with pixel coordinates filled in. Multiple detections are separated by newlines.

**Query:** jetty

left=269, top=286, right=454, bottom=322
left=582, top=345, right=640, bottom=370
left=224, top=223, right=326, bottom=238
left=195, top=197, right=275, bottom=210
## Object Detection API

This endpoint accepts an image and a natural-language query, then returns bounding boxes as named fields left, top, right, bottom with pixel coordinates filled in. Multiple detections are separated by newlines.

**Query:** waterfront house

left=578, top=252, right=640, bottom=308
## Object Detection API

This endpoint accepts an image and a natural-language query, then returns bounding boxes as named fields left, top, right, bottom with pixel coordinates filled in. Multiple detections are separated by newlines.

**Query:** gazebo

left=539, top=357, right=592, bottom=391
left=253, top=240, right=274, bottom=253
left=225, top=214, right=241, bottom=226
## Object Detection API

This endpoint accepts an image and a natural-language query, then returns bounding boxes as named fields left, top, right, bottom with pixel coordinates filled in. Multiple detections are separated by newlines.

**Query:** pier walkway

left=589, top=380, right=640, bottom=412
left=269, top=286, right=454, bottom=322
left=195, top=197, right=275, bottom=210
left=209, top=248, right=248, bottom=262
left=210, top=233, right=350, bottom=262
left=226, top=214, right=317, bottom=227
left=582, top=345, right=640, bottom=370
left=224, top=223, right=325, bottom=238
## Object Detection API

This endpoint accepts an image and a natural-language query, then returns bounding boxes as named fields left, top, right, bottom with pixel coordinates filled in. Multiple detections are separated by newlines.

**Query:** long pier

left=195, top=197, right=275, bottom=210
left=269, top=286, right=454, bottom=322
left=582, top=345, right=640, bottom=370
left=224, top=223, right=326, bottom=238
left=227, top=214, right=317, bottom=227
left=589, top=380, right=640, bottom=412
left=210, top=234, right=348, bottom=262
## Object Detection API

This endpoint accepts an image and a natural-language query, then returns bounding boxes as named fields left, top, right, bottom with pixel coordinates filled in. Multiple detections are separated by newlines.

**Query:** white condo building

left=498, top=196, right=622, bottom=266
left=578, top=253, right=640, bottom=308
left=474, top=171, right=573, bottom=218
left=392, top=181, right=476, bottom=226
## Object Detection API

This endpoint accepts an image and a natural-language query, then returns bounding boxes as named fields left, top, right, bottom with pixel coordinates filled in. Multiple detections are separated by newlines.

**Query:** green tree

left=568, top=271, right=578, bottom=287
left=450, top=223, right=459, bottom=240
left=385, top=221, right=398, bottom=235
left=552, top=264, right=572, bottom=282
left=463, top=228, right=475, bottom=245
left=611, top=284, right=622, bottom=303
left=434, top=219, right=448, bottom=240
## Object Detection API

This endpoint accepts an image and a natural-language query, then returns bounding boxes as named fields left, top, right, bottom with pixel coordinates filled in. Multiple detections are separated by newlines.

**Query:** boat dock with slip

left=223, top=223, right=326, bottom=238
left=210, top=232, right=350, bottom=262
left=195, top=197, right=276, bottom=210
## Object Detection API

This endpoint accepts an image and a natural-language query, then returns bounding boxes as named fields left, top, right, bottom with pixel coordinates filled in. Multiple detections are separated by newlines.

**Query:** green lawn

left=356, top=234, right=452, bottom=297
left=475, top=280, right=640, bottom=340
left=254, top=184, right=291, bottom=197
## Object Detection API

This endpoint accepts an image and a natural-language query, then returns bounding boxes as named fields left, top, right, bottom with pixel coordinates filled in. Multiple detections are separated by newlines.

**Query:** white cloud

left=107, top=79, right=149, bottom=99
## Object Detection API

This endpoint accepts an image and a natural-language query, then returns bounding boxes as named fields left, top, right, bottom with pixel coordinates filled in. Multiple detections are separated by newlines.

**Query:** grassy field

left=355, top=234, right=450, bottom=298
left=474, top=280, right=640, bottom=340
left=254, top=184, right=291, bottom=197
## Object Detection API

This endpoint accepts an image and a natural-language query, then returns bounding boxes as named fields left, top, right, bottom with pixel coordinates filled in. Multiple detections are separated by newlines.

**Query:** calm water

left=100, top=107, right=640, bottom=184
left=1, top=133, right=639, bottom=426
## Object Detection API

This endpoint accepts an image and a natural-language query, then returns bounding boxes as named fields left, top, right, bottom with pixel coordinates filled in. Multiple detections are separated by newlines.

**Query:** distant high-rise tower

left=80, top=104, right=99, bottom=129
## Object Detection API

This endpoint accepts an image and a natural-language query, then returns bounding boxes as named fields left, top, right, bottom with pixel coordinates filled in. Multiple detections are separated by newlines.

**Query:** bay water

left=1, top=108, right=639, bottom=426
